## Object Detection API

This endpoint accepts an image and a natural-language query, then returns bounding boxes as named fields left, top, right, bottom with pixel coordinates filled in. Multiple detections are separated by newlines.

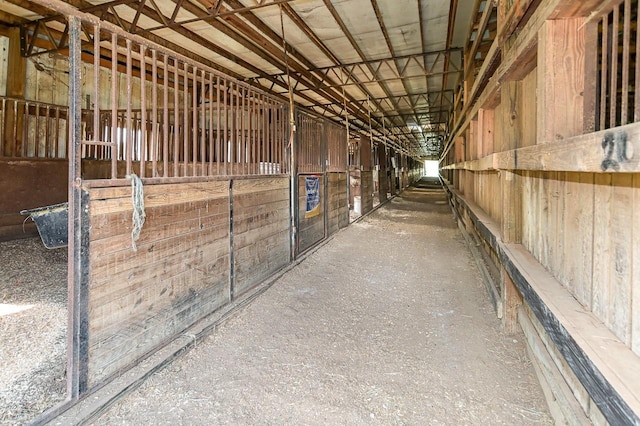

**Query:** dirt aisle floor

left=93, top=178, right=551, bottom=425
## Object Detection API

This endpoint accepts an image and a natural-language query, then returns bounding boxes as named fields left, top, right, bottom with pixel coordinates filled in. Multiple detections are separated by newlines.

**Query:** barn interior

left=0, top=0, right=639, bottom=424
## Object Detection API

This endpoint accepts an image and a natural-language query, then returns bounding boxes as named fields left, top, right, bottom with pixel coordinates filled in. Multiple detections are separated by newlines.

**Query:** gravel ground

left=0, top=237, right=67, bottom=424
left=91, top=178, right=551, bottom=425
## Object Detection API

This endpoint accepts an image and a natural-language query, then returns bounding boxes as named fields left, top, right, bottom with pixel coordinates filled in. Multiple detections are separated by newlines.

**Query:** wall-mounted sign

left=305, top=176, right=321, bottom=218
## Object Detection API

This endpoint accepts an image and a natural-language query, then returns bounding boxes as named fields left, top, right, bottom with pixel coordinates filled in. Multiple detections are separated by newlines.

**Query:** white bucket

left=354, top=196, right=362, bottom=214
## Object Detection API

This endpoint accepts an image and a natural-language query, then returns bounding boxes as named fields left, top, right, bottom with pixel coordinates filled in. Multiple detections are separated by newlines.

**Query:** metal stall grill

left=294, top=109, right=348, bottom=256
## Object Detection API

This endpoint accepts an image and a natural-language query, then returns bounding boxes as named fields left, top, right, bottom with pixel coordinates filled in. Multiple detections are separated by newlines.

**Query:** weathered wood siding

left=360, top=171, right=374, bottom=215
left=86, top=181, right=230, bottom=386
left=442, top=2, right=640, bottom=423
left=327, top=172, right=348, bottom=235
left=232, top=177, right=290, bottom=296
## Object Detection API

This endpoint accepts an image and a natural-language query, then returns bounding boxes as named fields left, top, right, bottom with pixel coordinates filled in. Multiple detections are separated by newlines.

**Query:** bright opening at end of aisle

left=424, top=160, right=439, bottom=177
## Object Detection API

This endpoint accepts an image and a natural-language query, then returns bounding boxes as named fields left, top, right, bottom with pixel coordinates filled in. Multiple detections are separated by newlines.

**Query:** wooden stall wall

left=86, top=180, right=231, bottom=386
left=327, top=172, right=348, bottom=235
left=360, top=171, right=374, bottom=214
left=441, top=0, right=640, bottom=423
left=232, top=177, right=290, bottom=297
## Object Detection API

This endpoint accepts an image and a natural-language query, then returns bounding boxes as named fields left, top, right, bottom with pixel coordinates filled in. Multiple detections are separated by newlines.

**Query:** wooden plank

left=521, top=68, right=537, bottom=148
left=501, top=170, right=522, bottom=243
left=502, top=268, right=522, bottom=333
left=563, top=172, right=594, bottom=308
left=360, top=170, right=374, bottom=214
left=592, top=174, right=612, bottom=324
left=89, top=211, right=229, bottom=257
left=502, top=243, right=640, bottom=425
left=634, top=174, right=640, bottom=355
left=519, top=306, right=591, bottom=424
left=537, top=18, right=585, bottom=144
left=90, top=233, right=229, bottom=304
left=501, top=80, right=522, bottom=152
left=609, top=174, right=633, bottom=345
left=90, top=199, right=228, bottom=241
left=89, top=181, right=229, bottom=215
left=232, top=176, right=289, bottom=195
left=445, top=169, right=640, bottom=426
left=88, top=282, right=228, bottom=386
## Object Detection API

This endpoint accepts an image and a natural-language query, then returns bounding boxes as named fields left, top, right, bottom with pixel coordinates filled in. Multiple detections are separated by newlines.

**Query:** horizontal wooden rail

left=442, top=121, right=640, bottom=173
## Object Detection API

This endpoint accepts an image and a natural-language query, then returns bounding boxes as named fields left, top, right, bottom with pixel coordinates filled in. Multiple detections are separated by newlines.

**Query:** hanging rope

left=280, top=5, right=296, bottom=148
left=127, top=173, right=146, bottom=252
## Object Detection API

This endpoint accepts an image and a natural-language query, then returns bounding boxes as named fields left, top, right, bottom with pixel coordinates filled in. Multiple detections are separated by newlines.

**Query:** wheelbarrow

left=20, top=202, right=69, bottom=249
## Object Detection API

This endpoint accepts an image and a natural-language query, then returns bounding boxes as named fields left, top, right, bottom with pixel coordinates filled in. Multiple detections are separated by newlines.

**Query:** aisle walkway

left=92, top=177, right=551, bottom=425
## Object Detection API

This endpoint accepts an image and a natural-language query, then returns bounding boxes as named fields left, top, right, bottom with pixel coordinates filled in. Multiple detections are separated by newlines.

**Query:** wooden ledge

left=444, top=183, right=640, bottom=424
left=443, top=121, right=640, bottom=173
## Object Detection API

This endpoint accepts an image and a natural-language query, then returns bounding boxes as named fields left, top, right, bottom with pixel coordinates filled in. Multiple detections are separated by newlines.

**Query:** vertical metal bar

left=192, top=65, right=198, bottom=176
left=270, top=99, right=275, bottom=173
left=610, top=6, right=619, bottom=128
left=208, top=72, right=214, bottom=175
left=45, top=105, right=51, bottom=157
left=216, top=76, right=221, bottom=175
left=621, top=0, right=631, bottom=125
left=200, top=69, right=206, bottom=176
left=198, top=70, right=207, bottom=176
left=111, top=32, right=118, bottom=178
left=173, top=59, right=180, bottom=177
left=67, top=14, right=88, bottom=400
left=183, top=62, right=189, bottom=176
left=264, top=96, right=268, bottom=173
left=163, top=54, right=169, bottom=177
left=54, top=107, right=60, bottom=158
left=241, top=85, right=246, bottom=175
left=64, top=104, right=69, bottom=160
left=126, top=39, right=133, bottom=175
left=140, top=44, right=147, bottom=177
left=600, top=17, right=609, bottom=130
left=230, top=82, right=236, bottom=175
left=35, top=102, right=41, bottom=158
left=151, top=49, right=158, bottom=177
left=249, top=91, right=256, bottom=175
left=21, top=101, right=27, bottom=157
left=223, top=79, right=228, bottom=175
left=93, top=24, right=100, bottom=147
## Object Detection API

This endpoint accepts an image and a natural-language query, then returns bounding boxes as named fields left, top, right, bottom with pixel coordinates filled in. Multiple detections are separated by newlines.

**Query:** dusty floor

left=92, top=177, right=551, bottom=425
left=0, top=237, right=67, bottom=424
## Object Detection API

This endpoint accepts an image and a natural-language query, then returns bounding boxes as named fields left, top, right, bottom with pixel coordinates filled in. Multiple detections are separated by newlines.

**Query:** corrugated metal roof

left=2, top=0, right=483, bottom=158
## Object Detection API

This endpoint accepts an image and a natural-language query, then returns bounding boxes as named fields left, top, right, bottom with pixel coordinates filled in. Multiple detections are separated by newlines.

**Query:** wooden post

left=537, top=18, right=586, bottom=143
left=3, top=27, right=27, bottom=156
left=377, top=142, right=387, bottom=201
left=499, top=77, right=524, bottom=332
left=502, top=268, right=522, bottom=334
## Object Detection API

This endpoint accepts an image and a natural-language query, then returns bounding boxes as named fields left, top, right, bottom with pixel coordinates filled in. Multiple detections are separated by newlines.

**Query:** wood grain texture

left=592, top=174, right=612, bottom=330
left=327, top=172, right=348, bottom=235
left=562, top=173, right=594, bottom=309
left=537, top=18, right=585, bottom=144
left=233, top=177, right=290, bottom=296
left=609, top=174, right=633, bottom=345
left=86, top=180, right=232, bottom=387
left=634, top=174, right=640, bottom=356
left=519, top=306, right=591, bottom=423
left=445, top=185, right=640, bottom=424
left=360, top=171, right=374, bottom=215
